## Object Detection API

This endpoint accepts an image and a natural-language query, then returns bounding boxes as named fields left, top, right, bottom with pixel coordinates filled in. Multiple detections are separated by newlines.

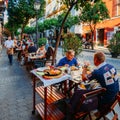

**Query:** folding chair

left=98, top=94, right=120, bottom=120
left=33, top=59, right=46, bottom=68
left=66, top=88, right=106, bottom=120
left=112, top=113, right=118, bottom=120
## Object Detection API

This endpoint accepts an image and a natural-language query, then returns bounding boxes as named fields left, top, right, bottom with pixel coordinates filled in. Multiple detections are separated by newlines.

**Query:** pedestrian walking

left=4, top=36, right=14, bottom=65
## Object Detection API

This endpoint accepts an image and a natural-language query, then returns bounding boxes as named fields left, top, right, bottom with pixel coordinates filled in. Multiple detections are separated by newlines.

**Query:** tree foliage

left=23, top=26, right=35, bottom=34
left=80, top=0, right=109, bottom=49
left=52, top=0, right=101, bottom=64
left=7, top=0, right=45, bottom=37
left=37, top=14, right=79, bottom=33
left=57, top=13, right=79, bottom=29
left=80, top=0, right=109, bottom=26
left=62, top=32, right=82, bottom=56
left=107, top=32, right=120, bottom=57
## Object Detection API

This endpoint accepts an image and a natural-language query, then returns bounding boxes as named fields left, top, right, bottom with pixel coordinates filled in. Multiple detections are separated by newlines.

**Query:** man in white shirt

left=4, top=36, right=14, bottom=65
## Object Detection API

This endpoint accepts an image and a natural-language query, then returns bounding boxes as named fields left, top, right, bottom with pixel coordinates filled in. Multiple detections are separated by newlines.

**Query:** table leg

left=69, top=80, right=73, bottom=96
left=32, top=75, right=36, bottom=114
left=44, top=87, right=47, bottom=120
left=64, top=80, right=67, bottom=96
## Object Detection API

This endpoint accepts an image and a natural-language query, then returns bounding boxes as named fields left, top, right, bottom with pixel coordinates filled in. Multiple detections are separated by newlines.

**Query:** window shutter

left=112, top=0, right=117, bottom=17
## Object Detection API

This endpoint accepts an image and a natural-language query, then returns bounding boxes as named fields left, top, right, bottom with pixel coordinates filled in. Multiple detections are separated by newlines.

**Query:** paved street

left=0, top=47, right=120, bottom=120
left=0, top=49, right=42, bottom=120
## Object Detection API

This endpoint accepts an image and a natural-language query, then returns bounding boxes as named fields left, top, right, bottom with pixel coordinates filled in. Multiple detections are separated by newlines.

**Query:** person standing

left=4, top=36, right=14, bottom=65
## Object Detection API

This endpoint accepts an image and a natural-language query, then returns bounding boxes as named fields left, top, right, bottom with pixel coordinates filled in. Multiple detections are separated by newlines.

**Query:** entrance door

left=97, top=29, right=104, bottom=46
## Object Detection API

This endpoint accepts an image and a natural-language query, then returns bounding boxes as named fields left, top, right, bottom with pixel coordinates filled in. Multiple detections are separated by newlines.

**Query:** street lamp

left=34, top=0, right=41, bottom=46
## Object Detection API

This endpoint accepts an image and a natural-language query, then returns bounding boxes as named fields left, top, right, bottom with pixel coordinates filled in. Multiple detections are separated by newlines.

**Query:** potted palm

left=107, top=32, right=120, bottom=58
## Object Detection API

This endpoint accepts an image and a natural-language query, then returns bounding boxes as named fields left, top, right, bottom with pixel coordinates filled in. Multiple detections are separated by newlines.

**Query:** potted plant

left=107, top=32, right=120, bottom=58
left=38, top=37, right=47, bottom=47
left=62, top=32, right=82, bottom=57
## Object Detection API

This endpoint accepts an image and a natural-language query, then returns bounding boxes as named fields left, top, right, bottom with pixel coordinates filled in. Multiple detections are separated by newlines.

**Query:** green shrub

left=107, top=32, right=120, bottom=57
left=38, top=37, right=47, bottom=47
left=62, top=32, right=82, bottom=57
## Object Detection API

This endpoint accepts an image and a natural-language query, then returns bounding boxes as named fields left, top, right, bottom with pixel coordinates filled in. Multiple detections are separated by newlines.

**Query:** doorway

left=97, top=29, right=104, bottom=46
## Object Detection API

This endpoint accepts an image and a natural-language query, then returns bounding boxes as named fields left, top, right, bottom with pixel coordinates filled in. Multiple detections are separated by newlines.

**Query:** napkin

left=59, top=67, right=67, bottom=71
left=36, top=71, right=44, bottom=76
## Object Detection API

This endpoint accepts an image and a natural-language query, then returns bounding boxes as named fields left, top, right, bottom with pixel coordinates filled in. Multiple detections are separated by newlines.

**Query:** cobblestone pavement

left=0, top=49, right=42, bottom=120
left=0, top=47, right=120, bottom=120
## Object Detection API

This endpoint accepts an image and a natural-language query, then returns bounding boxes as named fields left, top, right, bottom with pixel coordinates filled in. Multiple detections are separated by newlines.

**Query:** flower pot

left=111, top=52, right=118, bottom=58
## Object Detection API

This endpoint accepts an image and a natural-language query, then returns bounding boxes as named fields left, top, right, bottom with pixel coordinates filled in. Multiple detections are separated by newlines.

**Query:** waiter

left=4, top=36, right=14, bottom=65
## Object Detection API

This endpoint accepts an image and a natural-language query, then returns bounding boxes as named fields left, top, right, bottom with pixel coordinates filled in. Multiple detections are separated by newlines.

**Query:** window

left=112, top=0, right=117, bottom=17
left=117, top=0, right=120, bottom=15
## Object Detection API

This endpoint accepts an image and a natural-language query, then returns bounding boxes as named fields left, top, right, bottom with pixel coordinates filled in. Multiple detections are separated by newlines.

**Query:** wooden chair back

left=82, top=88, right=106, bottom=99
left=75, top=88, right=106, bottom=119
left=105, top=94, right=120, bottom=120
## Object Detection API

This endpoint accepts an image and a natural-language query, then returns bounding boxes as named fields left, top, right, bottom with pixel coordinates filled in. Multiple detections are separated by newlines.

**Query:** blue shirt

left=28, top=46, right=37, bottom=53
left=57, top=57, right=78, bottom=67
left=87, top=62, right=119, bottom=104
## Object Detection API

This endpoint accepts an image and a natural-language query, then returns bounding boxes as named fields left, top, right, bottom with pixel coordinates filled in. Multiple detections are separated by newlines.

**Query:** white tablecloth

left=31, top=67, right=71, bottom=87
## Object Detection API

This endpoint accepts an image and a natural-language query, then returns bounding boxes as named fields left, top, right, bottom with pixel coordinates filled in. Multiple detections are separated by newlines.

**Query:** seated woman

left=45, top=46, right=54, bottom=60
left=36, top=44, right=46, bottom=59
left=44, top=46, right=54, bottom=66
left=34, top=44, right=46, bottom=68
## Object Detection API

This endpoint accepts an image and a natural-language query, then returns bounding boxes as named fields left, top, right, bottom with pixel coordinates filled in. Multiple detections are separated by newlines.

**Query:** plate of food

left=70, top=66, right=79, bottom=71
left=43, top=68, right=62, bottom=79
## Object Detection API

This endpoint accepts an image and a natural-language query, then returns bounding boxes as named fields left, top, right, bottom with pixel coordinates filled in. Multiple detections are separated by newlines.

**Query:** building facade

left=45, top=0, right=82, bottom=37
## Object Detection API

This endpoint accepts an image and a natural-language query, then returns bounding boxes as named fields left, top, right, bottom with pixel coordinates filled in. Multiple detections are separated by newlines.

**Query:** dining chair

left=66, top=88, right=106, bottom=120
left=97, top=94, right=120, bottom=120
left=112, top=113, right=118, bottom=120
left=33, top=59, right=46, bottom=68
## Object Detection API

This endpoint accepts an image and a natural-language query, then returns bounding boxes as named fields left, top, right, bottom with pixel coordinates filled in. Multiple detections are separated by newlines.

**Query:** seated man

left=56, top=50, right=79, bottom=67
left=28, top=42, right=37, bottom=53
left=56, top=50, right=79, bottom=94
left=69, top=51, right=119, bottom=118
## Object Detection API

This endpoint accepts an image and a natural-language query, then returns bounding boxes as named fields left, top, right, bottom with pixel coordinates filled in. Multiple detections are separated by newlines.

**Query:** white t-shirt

left=5, top=40, right=14, bottom=49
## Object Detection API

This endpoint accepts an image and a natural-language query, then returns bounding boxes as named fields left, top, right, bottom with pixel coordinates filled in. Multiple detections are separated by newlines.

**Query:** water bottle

left=67, top=66, right=71, bottom=75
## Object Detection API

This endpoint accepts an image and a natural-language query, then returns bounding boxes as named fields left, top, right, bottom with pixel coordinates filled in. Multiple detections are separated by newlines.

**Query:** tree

left=37, top=15, right=79, bottom=35
left=57, top=13, right=79, bottom=30
left=52, top=0, right=101, bottom=64
left=24, top=26, right=35, bottom=34
left=5, top=0, right=21, bottom=37
left=80, top=0, right=109, bottom=49
left=7, top=0, right=45, bottom=39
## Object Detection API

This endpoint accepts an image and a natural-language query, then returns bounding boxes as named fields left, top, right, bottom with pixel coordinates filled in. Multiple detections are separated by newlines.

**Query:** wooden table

left=31, top=67, right=71, bottom=120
